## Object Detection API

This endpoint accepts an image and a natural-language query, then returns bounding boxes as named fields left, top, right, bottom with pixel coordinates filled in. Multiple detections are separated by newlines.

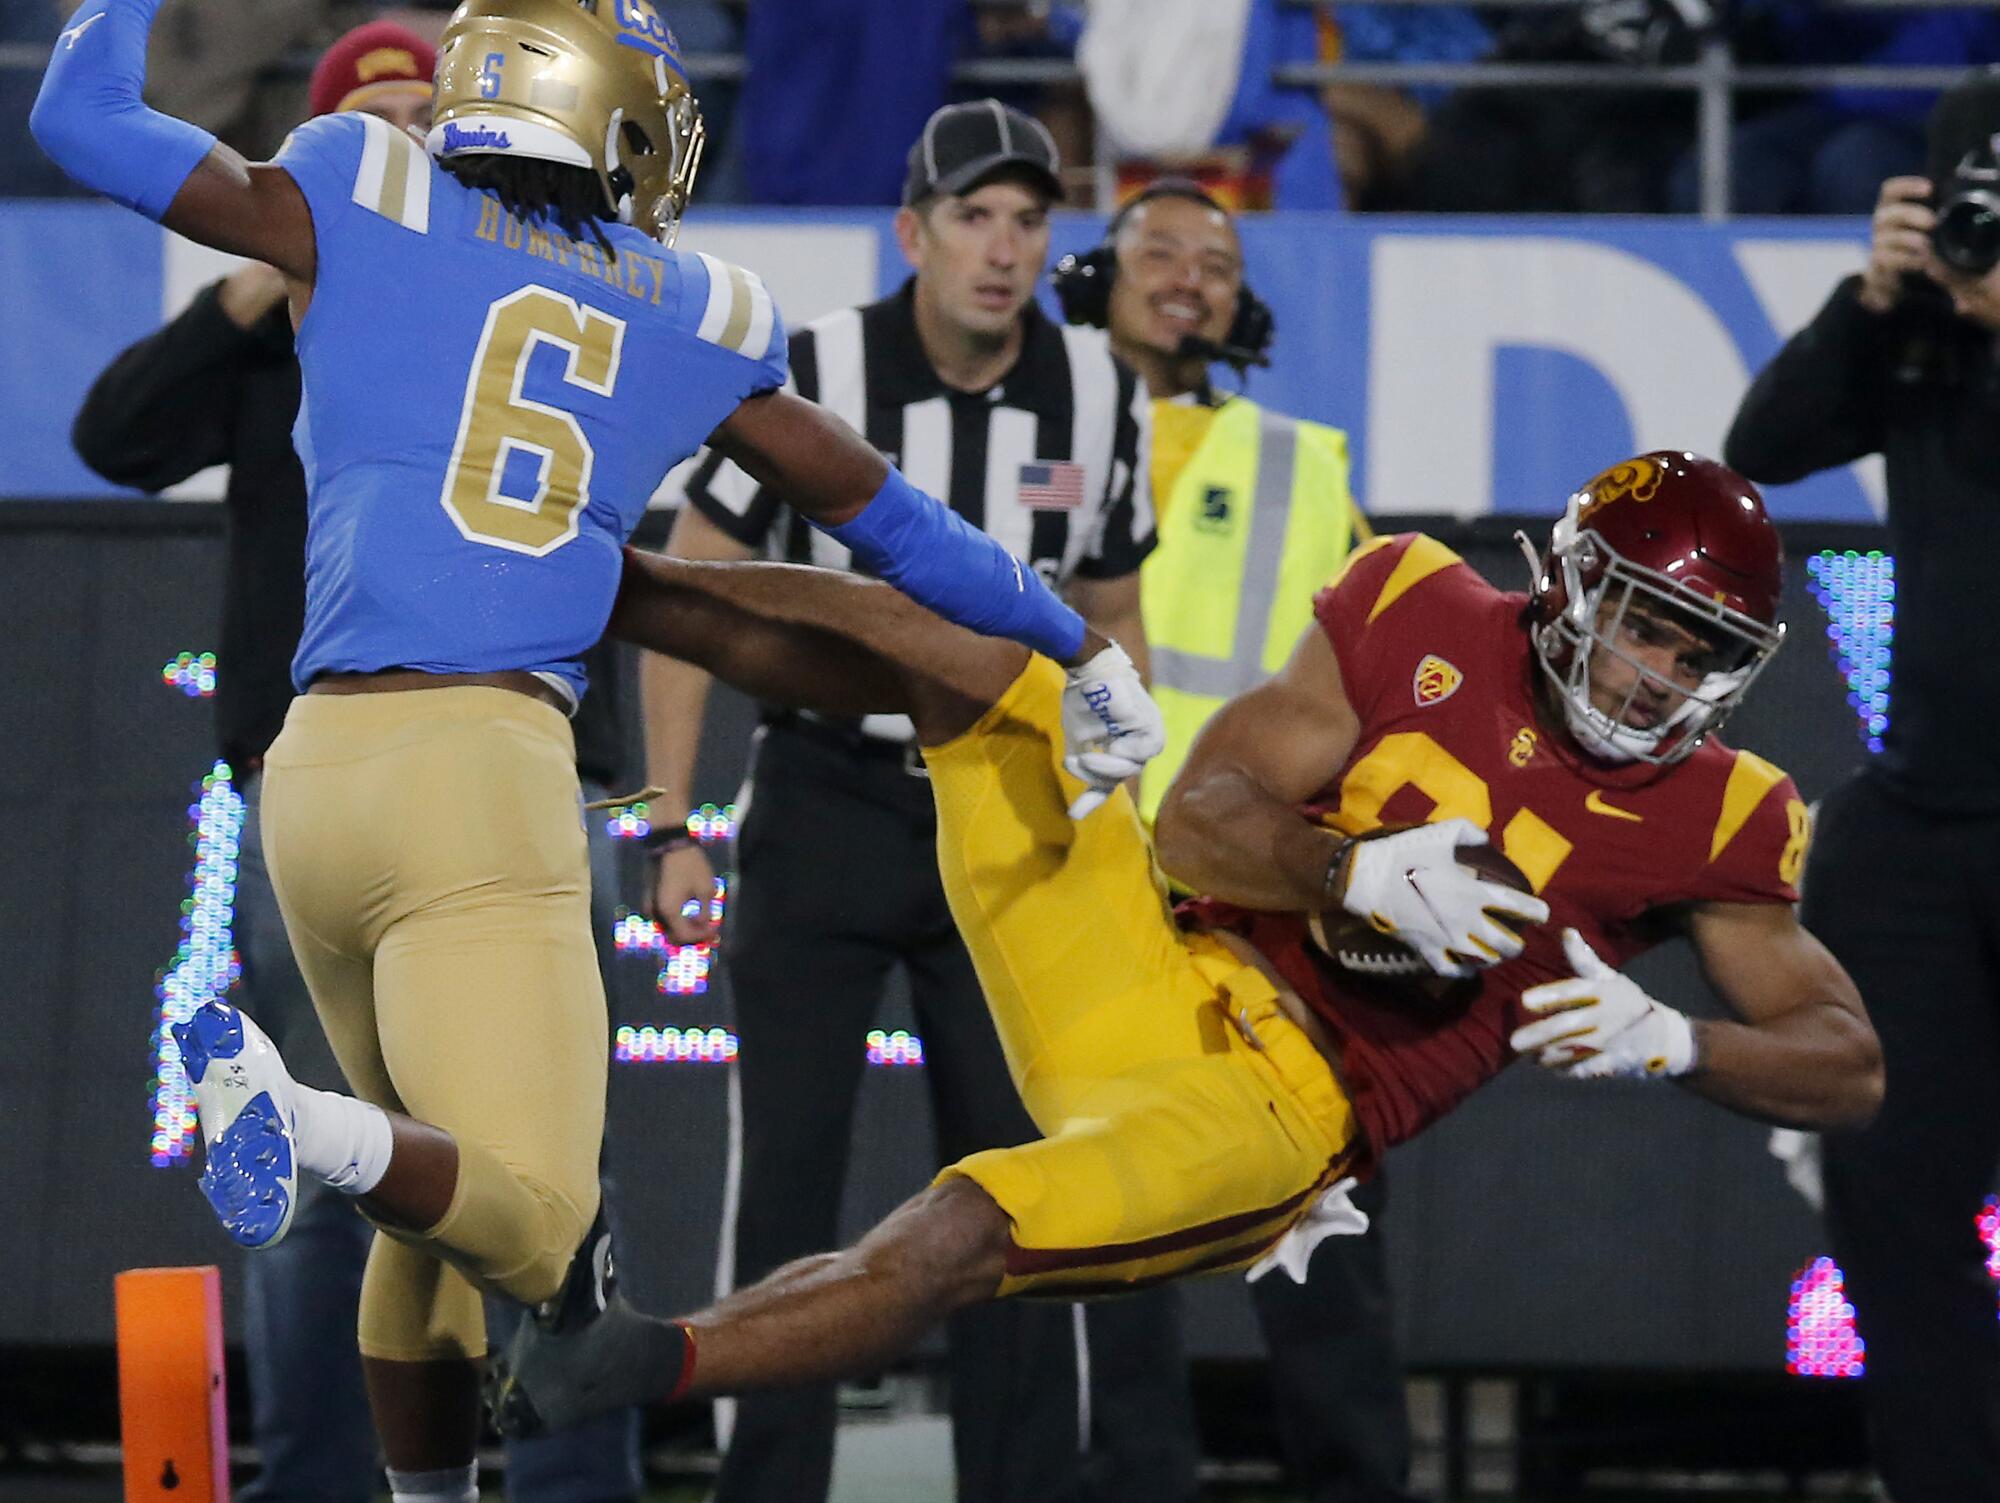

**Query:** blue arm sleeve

left=30, top=0, right=218, bottom=221
left=823, top=468, right=1086, bottom=664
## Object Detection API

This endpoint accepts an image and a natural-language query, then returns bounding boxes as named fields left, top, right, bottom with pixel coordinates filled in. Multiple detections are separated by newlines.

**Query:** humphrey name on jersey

left=471, top=195, right=670, bottom=304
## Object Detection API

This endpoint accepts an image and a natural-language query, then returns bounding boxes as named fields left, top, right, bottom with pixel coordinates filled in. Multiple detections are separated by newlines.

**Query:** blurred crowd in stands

left=6, top=0, right=2000, bottom=212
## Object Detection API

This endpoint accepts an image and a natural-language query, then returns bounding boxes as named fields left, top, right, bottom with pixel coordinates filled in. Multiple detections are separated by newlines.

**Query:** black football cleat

left=488, top=1286, right=689, bottom=1437
left=537, top=1202, right=618, bottom=1335
left=485, top=1202, right=689, bottom=1437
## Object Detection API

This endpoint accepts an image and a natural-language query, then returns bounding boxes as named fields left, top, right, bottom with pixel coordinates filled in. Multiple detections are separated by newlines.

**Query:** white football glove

left=1511, top=928, right=1698, bottom=1079
left=1335, top=818, right=1550, bottom=979
left=1060, top=642, right=1164, bottom=819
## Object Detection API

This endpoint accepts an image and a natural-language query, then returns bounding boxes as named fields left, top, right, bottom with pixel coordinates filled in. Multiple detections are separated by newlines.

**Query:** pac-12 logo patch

left=1413, top=654, right=1462, bottom=707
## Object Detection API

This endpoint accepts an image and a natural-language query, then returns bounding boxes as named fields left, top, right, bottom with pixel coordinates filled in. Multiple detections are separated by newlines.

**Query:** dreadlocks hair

left=439, top=154, right=623, bottom=260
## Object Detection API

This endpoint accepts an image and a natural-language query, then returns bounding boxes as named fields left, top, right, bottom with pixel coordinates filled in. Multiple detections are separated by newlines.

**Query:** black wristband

left=641, top=828, right=697, bottom=858
left=1320, top=835, right=1357, bottom=910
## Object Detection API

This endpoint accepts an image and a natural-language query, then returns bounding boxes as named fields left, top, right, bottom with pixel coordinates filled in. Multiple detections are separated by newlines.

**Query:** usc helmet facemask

left=428, top=0, right=705, bottom=244
left=1520, top=451, right=1785, bottom=767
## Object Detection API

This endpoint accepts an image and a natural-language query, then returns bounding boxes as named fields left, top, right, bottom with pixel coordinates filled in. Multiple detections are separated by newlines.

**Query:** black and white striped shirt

left=678, top=280, right=1154, bottom=590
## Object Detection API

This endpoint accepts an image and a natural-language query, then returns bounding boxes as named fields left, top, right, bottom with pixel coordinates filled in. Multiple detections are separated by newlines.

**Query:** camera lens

left=1934, top=189, right=2000, bottom=276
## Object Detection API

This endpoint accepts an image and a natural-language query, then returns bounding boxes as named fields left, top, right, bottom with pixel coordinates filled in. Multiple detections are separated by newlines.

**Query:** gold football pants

left=259, top=686, right=605, bottom=1361
left=924, top=658, right=1361, bottom=1296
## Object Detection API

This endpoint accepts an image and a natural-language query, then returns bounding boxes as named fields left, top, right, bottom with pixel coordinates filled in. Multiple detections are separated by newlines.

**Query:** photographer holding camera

left=1723, top=69, right=2000, bottom=1503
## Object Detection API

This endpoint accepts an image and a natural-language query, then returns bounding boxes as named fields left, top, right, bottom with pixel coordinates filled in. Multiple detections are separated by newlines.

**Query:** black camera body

left=1933, top=149, right=2000, bottom=277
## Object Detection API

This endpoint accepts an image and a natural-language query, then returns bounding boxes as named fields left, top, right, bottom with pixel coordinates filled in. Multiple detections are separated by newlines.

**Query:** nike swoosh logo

left=60, top=12, right=105, bottom=47
left=1584, top=790, right=1643, bottom=823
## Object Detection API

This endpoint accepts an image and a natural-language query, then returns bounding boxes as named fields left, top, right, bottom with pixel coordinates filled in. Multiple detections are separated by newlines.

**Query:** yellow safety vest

left=1138, top=396, right=1365, bottom=820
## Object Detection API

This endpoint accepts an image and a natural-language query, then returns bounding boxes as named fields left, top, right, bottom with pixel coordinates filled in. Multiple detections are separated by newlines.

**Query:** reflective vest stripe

left=1139, top=400, right=1357, bottom=820
left=1148, top=412, right=1299, bottom=699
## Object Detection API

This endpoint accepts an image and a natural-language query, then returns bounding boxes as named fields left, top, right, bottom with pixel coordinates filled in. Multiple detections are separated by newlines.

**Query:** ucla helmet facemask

left=429, top=0, right=706, bottom=244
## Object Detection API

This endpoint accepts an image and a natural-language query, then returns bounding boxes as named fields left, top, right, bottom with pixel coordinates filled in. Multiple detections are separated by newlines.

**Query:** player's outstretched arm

left=711, top=390, right=1103, bottom=668
left=31, top=0, right=314, bottom=280
left=1156, top=626, right=1361, bottom=911
left=1681, top=901, right=1882, bottom=1129
left=1513, top=908, right=1881, bottom=1129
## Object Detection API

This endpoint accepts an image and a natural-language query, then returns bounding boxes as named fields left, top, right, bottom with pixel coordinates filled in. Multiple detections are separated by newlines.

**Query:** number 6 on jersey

left=440, top=285, right=627, bottom=556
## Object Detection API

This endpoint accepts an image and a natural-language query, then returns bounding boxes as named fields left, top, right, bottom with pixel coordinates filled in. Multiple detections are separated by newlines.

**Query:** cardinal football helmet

left=1522, top=451, right=1785, bottom=766
left=429, top=0, right=705, bottom=244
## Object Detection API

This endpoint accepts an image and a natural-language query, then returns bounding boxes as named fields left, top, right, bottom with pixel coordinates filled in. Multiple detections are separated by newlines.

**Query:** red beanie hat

left=309, top=21, right=436, bottom=120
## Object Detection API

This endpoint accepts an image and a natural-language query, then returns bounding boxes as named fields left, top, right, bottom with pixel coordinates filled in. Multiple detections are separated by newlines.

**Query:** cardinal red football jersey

left=1182, top=533, right=1809, bottom=1164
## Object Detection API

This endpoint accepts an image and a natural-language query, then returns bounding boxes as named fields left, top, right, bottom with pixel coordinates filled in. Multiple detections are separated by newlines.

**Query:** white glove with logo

left=1335, top=819, right=1550, bottom=979
left=1511, top=928, right=1698, bottom=1079
left=1060, top=642, right=1165, bottom=819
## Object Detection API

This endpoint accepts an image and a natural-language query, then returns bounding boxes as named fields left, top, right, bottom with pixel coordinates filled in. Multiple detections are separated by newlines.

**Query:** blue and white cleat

left=172, top=1001, right=299, bottom=1249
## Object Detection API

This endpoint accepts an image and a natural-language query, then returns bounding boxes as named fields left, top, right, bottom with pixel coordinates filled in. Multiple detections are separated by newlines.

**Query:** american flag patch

left=1017, top=460, right=1086, bottom=511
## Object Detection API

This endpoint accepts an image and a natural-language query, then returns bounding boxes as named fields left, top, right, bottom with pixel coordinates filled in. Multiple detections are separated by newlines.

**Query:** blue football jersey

left=274, top=112, right=787, bottom=702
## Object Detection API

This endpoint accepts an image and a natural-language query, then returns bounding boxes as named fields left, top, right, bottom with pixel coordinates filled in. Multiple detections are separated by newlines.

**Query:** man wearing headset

left=1057, top=184, right=1413, bottom=1503
left=1055, top=184, right=1373, bottom=821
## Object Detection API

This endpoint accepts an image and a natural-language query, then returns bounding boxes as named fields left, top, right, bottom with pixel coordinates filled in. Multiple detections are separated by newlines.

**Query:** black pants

left=1250, top=1172, right=1417, bottom=1503
left=716, top=721, right=1198, bottom=1503
left=1806, top=773, right=2000, bottom=1502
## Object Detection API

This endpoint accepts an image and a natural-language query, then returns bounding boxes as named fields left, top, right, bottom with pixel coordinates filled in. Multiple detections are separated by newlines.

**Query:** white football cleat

left=172, top=1001, right=299, bottom=1249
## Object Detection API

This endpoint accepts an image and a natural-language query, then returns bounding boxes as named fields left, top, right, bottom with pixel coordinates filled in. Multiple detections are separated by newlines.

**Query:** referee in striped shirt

left=643, top=101, right=1198, bottom=1503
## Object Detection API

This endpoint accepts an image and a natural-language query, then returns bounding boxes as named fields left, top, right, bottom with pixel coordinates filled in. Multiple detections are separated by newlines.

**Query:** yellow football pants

left=924, top=658, right=1361, bottom=1296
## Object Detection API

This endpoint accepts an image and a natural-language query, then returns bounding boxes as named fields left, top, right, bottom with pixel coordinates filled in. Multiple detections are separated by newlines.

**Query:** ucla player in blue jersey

left=34, top=1, right=1163, bottom=1497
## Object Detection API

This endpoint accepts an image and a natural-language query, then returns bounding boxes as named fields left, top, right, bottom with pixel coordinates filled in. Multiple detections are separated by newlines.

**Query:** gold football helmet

left=428, top=0, right=705, bottom=244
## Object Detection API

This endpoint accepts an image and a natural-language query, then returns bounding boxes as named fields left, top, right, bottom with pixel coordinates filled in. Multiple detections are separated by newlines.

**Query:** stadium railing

left=0, top=0, right=1990, bottom=216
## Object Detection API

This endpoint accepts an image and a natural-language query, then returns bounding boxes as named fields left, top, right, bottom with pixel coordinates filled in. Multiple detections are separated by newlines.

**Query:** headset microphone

left=1175, top=333, right=1271, bottom=371
left=1050, top=179, right=1278, bottom=374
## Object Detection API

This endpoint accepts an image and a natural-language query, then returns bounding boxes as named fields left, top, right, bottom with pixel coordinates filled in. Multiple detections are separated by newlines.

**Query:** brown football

left=1308, top=824, right=1535, bottom=980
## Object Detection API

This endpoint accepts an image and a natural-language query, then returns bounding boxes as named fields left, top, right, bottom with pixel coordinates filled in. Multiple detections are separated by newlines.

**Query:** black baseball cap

left=1927, top=66, right=2000, bottom=188
left=902, top=99, right=1064, bottom=206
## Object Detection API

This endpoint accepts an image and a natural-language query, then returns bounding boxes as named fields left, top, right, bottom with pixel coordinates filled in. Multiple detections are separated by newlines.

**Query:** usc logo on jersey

left=1413, top=655, right=1463, bottom=707
left=1578, top=456, right=1665, bottom=522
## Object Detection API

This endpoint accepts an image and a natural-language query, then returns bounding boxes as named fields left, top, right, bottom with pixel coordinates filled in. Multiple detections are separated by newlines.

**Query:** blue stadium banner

left=0, top=204, right=1873, bottom=519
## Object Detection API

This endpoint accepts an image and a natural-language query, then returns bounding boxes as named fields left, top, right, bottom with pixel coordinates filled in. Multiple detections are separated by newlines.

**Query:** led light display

left=1791, top=1200, right=2000, bottom=1375
left=1787, top=1256, right=1865, bottom=1379
left=604, top=802, right=653, bottom=840
left=1982, top=1195, right=2000, bottom=1289
left=150, top=761, right=245, bottom=1165
left=614, top=1025, right=739, bottom=1064
left=161, top=650, right=218, bottom=698
left=612, top=805, right=926, bottom=1067
left=866, top=1029, right=926, bottom=1068
left=1805, top=551, right=1895, bottom=754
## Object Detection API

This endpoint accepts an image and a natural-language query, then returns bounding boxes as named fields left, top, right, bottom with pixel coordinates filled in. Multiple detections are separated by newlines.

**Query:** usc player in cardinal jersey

left=490, top=451, right=1880, bottom=1433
